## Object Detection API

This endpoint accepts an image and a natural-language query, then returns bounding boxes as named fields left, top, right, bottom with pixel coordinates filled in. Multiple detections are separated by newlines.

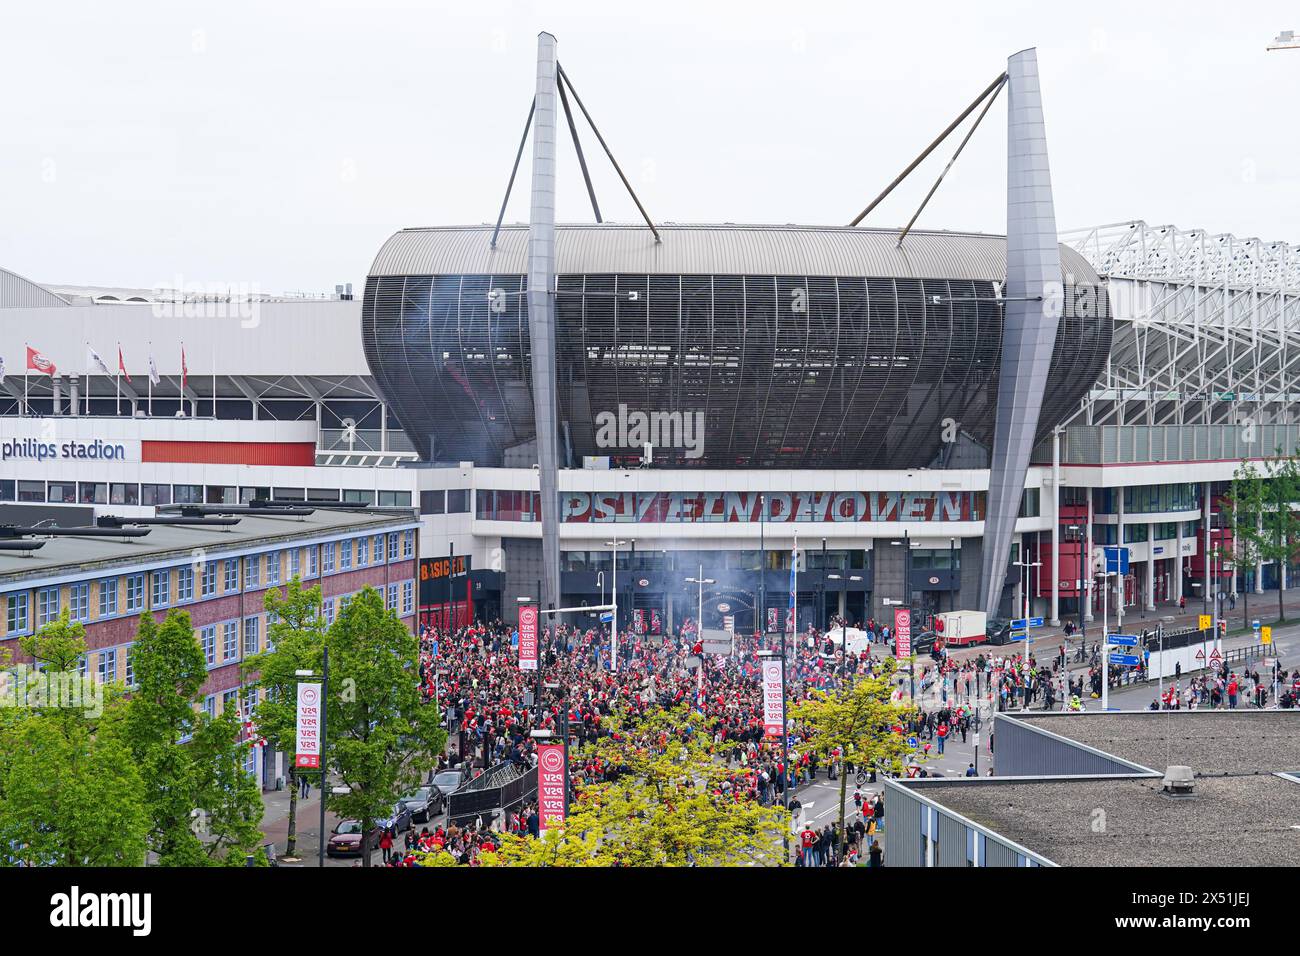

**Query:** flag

left=86, top=344, right=111, bottom=376
left=181, top=344, right=188, bottom=392
left=147, top=352, right=160, bottom=386
left=117, top=344, right=131, bottom=384
left=26, top=346, right=55, bottom=376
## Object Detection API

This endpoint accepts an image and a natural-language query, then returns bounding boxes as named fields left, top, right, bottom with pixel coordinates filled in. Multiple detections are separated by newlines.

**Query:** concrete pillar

left=1145, top=521, right=1155, bottom=610
left=1050, top=429, right=1061, bottom=625
left=1084, top=489, right=1094, bottom=622
left=57, top=376, right=68, bottom=415
left=1175, top=520, right=1184, bottom=603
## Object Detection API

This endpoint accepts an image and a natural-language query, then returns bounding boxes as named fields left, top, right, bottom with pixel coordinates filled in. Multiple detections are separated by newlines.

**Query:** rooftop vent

left=1161, top=765, right=1195, bottom=797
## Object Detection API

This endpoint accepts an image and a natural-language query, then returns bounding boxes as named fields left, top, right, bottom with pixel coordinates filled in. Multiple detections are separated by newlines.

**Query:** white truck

left=933, top=610, right=987, bottom=648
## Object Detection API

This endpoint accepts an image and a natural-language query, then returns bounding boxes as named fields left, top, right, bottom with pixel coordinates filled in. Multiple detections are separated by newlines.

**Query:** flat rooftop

left=917, top=774, right=1300, bottom=867
left=1009, top=711, right=1300, bottom=776
left=0, top=507, right=416, bottom=587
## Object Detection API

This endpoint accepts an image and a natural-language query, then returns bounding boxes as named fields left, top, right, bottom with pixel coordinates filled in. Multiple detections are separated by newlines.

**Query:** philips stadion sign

left=1, top=438, right=133, bottom=462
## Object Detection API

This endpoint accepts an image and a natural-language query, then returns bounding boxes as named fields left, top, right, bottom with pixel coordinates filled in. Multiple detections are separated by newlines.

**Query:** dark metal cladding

left=362, top=240, right=1111, bottom=469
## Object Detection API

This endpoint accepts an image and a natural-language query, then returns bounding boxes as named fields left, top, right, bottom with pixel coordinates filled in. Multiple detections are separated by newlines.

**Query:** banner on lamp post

left=894, top=607, right=912, bottom=659
left=294, top=682, right=322, bottom=769
left=762, top=658, right=785, bottom=738
left=537, top=743, right=567, bottom=833
left=518, top=605, right=539, bottom=671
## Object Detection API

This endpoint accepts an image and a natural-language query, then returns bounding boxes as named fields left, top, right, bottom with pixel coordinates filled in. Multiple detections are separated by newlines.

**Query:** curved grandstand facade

left=362, top=224, right=1111, bottom=469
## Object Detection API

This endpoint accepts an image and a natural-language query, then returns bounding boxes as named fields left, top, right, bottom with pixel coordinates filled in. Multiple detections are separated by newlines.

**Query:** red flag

left=117, top=345, right=132, bottom=384
left=25, top=346, right=55, bottom=376
left=181, top=344, right=188, bottom=392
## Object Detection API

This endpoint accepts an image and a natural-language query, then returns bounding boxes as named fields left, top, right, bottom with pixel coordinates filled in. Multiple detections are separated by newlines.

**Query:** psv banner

left=894, top=607, right=912, bottom=658
left=762, top=659, right=784, bottom=737
left=537, top=743, right=567, bottom=833
left=294, top=683, right=322, bottom=769
left=518, top=605, right=539, bottom=671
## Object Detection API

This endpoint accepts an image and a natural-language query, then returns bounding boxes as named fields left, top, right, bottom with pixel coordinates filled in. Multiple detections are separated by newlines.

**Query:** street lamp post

left=685, top=565, right=716, bottom=643
left=605, top=539, right=627, bottom=672
left=1012, top=552, right=1043, bottom=710
left=295, top=649, right=329, bottom=869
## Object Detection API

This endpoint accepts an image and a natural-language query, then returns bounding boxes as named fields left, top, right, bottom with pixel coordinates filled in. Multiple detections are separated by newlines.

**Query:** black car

left=399, top=786, right=443, bottom=824
left=984, top=619, right=1015, bottom=646
left=912, top=630, right=939, bottom=657
left=430, top=768, right=468, bottom=798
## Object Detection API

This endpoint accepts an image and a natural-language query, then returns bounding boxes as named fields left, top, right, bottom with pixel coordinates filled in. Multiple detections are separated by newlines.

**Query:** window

left=69, top=582, right=90, bottom=622
left=339, top=540, right=353, bottom=571
left=358, top=537, right=369, bottom=566
left=222, top=689, right=238, bottom=713
left=110, top=482, right=140, bottom=506
left=323, top=598, right=336, bottom=625
left=309, top=488, right=341, bottom=502
left=203, top=695, right=216, bottom=719
left=201, top=625, right=216, bottom=667
left=17, top=480, right=45, bottom=502
left=373, top=535, right=385, bottom=563
left=99, top=578, right=119, bottom=616
left=124, top=645, right=135, bottom=687
left=267, top=552, right=281, bottom=586
left=37, top=587, right=60, bottom=627
left=78, top=482, right=107, bottom=504
left=48, top=481, right=76, bottom=504
left=151, top=570, right=169, bottom=608
left=177, top=566, right=194, bottom=602
left=421, top=490, right=446, bottom=514
left=0, top=479, right=13, bottom=502
left=223, top=622, right=238, bottom=661
left=201, top=561, right=217, bottom=597
left=274, top=487, right=306, bottom=501
left=388, top=533, right=399, bottom=561
left=243, top=616, right=259, bottom=656
left=240, top=486, right=271, bottom=505
left=205, top=485, right=236, bottom=505
left=126, top=574, right=145, bottom=612
left=379, top=490, right=412, bottom=507
left=342, top=489, right=374, bottom=505
left=402, top=580, right=413, bottom=615
left=141, top=484, right=171, bottom=506
left=403, top=531, right=414, bottom=559
left=224, top=559, right=239, bottom=593
left=98, top=648, right=117, bottom=684
left=173, top=484, right=203, bottom=504
left=387, top=583, right=398, bottom=610
left=245, top=555, right=261, bottom=589
left=446, top=489, right=470, bottom=513
left=243, top=686, right=258, bottom=719
left=308, top=547, right=318, bottom=578
left=7, top=593, right=29, bottom=633
left=322, top=542, right=336, bottom=574
left=289, top=548, right=301, bottom=579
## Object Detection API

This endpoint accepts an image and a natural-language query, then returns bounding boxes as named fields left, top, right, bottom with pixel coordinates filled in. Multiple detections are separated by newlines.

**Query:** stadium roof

left=0, top=266, right=69, bottom=309
left=369, top=223, right=1100, bottom=283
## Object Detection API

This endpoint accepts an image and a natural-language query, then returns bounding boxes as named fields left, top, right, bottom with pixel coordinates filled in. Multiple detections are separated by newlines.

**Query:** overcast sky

left=1, top=0, right=1295, bottom=292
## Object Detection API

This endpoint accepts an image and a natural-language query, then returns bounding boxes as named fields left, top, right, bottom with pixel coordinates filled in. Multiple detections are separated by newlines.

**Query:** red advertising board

left=762, top=659, right=785, bottom=738
left=294, top=683, right=322, bottom=769
left=537, top=743, right=567, bottom=833
left=518, top=605, right=538, bottom=672
left=894, top=607, right=912, bottom=659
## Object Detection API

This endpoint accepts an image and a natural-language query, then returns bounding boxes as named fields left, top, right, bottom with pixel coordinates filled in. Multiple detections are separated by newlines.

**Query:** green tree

left=242, top=577, right=327, bottom=858
left=1232, top=454, right=1300, bottom=623
left=125, top=608, right=265, bottom=865
left=0, top=613, right=149, bottom=866
left=484, top=707, right=788, bottom=867
left=324, top=587, right=445, bottom=867
left=791, top=658, right=918, bottom=858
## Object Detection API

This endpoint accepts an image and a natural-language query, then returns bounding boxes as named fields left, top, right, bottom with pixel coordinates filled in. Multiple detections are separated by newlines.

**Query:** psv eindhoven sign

left=294, top=683, right=322, bottom=769
left=537, top=743, right=566, bottom=833
left=894, top=607, right=912, bottom=659
left=762, top=659, right=784, bottom=738
left=518, top=605, right=539, bottom=671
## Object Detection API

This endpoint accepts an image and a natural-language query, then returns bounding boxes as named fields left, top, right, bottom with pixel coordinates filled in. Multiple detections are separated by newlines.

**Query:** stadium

left=0, top=41, right=1297, bottom=645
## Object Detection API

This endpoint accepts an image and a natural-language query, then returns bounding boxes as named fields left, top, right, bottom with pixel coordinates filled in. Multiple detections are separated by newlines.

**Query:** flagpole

left=147, top=341, right=153, bottom=416
left=212, top=342, right=216, bottom=419
left=115, top=341, right=121, bottom=416
left=84, top=341, right=90, bottom=416
left=23, top=341, right=28, bottom=416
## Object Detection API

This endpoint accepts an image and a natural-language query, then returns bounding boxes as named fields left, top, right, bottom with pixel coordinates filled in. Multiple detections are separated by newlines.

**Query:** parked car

left=430, top=768, right=468, bottom=798
left=399, top=786, right=443, bottom=824
left=378, top=802, right=413, bottom=834
left=984, top=618, right=1015, bottom=646
left=326, top=819, right=381, bottom=858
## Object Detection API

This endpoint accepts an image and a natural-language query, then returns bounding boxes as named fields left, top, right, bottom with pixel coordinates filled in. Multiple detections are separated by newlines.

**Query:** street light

left=604, top=539, right=627, bottom=672
left=1012, top=553, right=1043, bottom=710
left=685, top=565, right=716, bottom=648
left=295, top=652, right=329, bottom=869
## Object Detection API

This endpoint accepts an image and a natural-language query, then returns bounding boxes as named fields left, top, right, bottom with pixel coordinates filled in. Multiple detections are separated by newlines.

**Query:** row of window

left=0, top=479, right=412, bottom=508
left=2, top=532, right=416, bottom=636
